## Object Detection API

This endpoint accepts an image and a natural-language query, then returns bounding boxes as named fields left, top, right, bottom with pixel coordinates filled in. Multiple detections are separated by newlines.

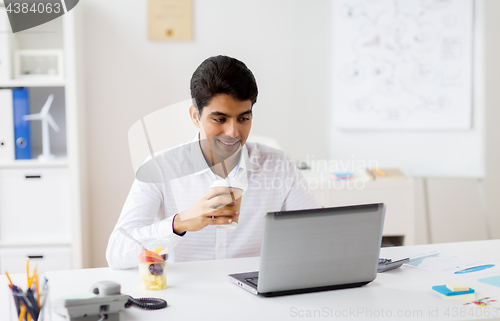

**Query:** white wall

left=414, top=0, right=500, bottom=245
left=81, top=0, right=500, bottom=268
left=482, top=0, right=500, bottom=239
left=81, top=0, right=330, bottom=267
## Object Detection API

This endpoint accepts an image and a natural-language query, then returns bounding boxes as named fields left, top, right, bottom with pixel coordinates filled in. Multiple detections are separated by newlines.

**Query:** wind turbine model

left=23, top=94, right=60, bottom=161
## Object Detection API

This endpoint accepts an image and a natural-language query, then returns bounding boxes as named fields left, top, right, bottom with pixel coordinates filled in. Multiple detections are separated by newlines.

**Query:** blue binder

left=12, top=88, right=32, bottom=159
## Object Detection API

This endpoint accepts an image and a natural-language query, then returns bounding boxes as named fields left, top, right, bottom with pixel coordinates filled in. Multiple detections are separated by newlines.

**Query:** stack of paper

left=432, top=283, right=476, bottom=301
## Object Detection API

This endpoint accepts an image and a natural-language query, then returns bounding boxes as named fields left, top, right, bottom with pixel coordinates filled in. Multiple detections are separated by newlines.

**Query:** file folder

left=13, top=88, right=32, bottom=159
left=0, top=89, right=15, bottom=161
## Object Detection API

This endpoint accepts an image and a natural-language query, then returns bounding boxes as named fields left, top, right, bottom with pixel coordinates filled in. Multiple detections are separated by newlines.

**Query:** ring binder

left=13, top=88, right=32, bottom=160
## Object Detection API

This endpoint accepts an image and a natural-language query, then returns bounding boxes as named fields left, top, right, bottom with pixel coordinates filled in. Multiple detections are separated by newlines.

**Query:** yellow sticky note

left=446, top=282, right=469, bottom=292
left=440, top=293, right=476, bottom=301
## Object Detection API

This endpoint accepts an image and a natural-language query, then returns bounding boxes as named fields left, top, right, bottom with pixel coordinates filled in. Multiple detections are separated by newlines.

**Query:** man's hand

left=173, top=187, right=239, bottom=234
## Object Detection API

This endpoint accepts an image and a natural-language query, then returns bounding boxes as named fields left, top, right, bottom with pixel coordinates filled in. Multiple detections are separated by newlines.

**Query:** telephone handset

left=54, top=281, right=167, bottom=321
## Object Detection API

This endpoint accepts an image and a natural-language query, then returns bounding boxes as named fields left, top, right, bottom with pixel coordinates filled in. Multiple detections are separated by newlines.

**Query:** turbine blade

left=23, top=114, right=42, bottom=121
left=40, top=94, right=55, bottom=115
left=47, top=114, right=60, bottom=132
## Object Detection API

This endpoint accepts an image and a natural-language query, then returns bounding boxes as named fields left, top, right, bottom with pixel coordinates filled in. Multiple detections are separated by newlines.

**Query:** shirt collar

left=191, top=132, right=248, bottom=178
left=191, top=133, right=211, bottom=175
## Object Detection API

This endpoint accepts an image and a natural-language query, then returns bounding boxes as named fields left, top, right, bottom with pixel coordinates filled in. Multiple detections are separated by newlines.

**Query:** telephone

left=53, top=281, right=167, bottom=321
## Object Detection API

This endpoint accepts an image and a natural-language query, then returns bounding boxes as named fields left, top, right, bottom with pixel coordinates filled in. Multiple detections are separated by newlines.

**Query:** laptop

left=229, top=203, right=385, bottom=296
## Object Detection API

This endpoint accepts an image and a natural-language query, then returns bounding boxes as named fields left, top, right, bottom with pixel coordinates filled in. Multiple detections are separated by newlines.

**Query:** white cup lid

left=210, top=179, right=245, bottom=191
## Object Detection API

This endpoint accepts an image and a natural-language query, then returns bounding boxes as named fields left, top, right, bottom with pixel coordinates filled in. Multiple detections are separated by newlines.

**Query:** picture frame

left=14, top=49, right=64, bottom=80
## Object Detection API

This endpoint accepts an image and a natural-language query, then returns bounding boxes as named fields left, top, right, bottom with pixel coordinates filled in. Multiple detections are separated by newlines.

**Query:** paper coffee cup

left=210, top=180, right=244, bottom=229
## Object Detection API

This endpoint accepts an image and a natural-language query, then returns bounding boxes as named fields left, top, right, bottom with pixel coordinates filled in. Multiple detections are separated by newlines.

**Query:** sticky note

left=440, top=293, right=476, bottom=301
left=446, top=282, right=469, bottom=292
left=432, top=285, right=474, bottom=296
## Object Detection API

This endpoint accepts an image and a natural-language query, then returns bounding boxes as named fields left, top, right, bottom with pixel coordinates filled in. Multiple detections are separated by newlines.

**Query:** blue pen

left=26, top=287, right=40, bottom=320
left=5, top=273, right=20, bottom=316
left=455, top=264, right=495, bottom=274
left=9, top=285, right=21, bottom=316
left=39, top=278, right=49, bottom=314
left=13, top=287, right=38, bottom=321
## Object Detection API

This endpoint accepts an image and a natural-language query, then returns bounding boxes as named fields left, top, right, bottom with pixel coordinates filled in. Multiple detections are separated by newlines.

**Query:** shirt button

left=219, top=244, right=224, bottom=248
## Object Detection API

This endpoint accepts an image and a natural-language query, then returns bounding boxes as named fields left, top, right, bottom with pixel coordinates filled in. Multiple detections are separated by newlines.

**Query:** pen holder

left=9, top=286, right=50, bottom=321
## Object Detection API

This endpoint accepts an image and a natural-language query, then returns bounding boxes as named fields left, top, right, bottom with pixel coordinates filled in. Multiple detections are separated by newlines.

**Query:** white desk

left=2, top=240, right=500, bottom=321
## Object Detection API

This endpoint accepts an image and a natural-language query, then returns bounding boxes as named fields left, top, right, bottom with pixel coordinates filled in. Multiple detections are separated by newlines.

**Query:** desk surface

left=2, top=240, right=500, bottom=321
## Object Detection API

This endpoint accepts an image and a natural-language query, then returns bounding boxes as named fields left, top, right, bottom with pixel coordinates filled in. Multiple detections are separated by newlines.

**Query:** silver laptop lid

left=257, top=203, right=385, bottom=294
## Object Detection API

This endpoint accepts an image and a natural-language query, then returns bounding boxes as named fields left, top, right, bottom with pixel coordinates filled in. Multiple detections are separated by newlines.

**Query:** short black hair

left=190, top=55, right=258, bottom=115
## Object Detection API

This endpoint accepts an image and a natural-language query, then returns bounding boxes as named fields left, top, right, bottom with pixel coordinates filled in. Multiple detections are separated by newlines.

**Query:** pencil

left=34, top=271, right=40, bottom=308
left=5, top=271, right=13, bottom=286
left=26, top=259, right=29, bottom=287
left=373, top=168, right=385, bottom=177
left=35, top=275, right=41, bottom=309
left=27, top=273, right=36, bottom=321
left=27, top=274, right=33, bottom=288
left=18, top=304, right=26, bottom=321
left=26, top=259, right=32, bottom=321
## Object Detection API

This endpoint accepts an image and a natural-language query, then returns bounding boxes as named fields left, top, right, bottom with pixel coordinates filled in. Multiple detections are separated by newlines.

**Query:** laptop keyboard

left=245, top=277, right=259, bottom=287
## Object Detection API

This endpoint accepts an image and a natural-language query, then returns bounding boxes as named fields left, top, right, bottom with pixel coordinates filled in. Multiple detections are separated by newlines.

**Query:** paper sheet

left=331, top=0, right=474, bottom=130
left=405, top=251, right=498, bottom=278
left=478, top=275, right=500, bottom=288
left=148, top=0, right=193, bottom=41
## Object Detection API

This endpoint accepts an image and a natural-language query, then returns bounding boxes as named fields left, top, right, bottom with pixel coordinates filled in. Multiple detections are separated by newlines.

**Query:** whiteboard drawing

left=332, top=0, right=473, bottom=130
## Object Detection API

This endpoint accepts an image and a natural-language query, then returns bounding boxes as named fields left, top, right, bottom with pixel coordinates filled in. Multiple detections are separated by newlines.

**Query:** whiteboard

left=332, top=0, right=474, bottom=130
left=329, top=0, right=485, bottom=178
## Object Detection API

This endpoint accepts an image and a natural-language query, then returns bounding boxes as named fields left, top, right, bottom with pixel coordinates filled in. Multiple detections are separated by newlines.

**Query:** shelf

left=0, top=78, right=66, bottom=88
left=0, top=8, right=85, bottom=269
left=0, top=239, right=71, bottom=248
left=0, top=158, right=68, bottom=169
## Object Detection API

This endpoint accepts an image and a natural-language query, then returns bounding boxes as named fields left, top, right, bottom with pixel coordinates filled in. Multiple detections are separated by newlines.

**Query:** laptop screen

left=257, top=203, right=385, bottom=293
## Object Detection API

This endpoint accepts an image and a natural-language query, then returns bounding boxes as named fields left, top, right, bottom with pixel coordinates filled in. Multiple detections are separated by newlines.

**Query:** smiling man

left=106, top=56, right=320, bottom=268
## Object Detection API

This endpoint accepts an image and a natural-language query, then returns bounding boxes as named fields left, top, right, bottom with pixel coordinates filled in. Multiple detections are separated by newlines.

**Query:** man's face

left=190, top=94, right=252, bottom=162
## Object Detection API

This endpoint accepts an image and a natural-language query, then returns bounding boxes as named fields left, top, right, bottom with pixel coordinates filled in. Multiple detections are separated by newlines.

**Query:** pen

left=16, top=288, right=38, bottom=321
left=39, top=278, right=49, bottom=314
left=12, top=287, right=34, bottom=320
left=26, top=288, right=39, bottom=320
left=455, top=264, right=495, bottom=274
left=6, top=272, right=21, bottom=316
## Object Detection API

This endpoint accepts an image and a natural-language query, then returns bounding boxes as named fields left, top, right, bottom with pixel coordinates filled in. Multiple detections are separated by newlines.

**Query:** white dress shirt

left=106, top=136, right=320, bottom=269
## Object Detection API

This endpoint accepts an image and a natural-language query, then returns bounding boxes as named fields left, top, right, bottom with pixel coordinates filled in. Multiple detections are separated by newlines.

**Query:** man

left=106, top=55, right=319, bottom=268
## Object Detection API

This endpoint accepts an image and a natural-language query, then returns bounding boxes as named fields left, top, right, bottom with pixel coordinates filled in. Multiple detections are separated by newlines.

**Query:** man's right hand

left=173, top=187, right=239, bottom=234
